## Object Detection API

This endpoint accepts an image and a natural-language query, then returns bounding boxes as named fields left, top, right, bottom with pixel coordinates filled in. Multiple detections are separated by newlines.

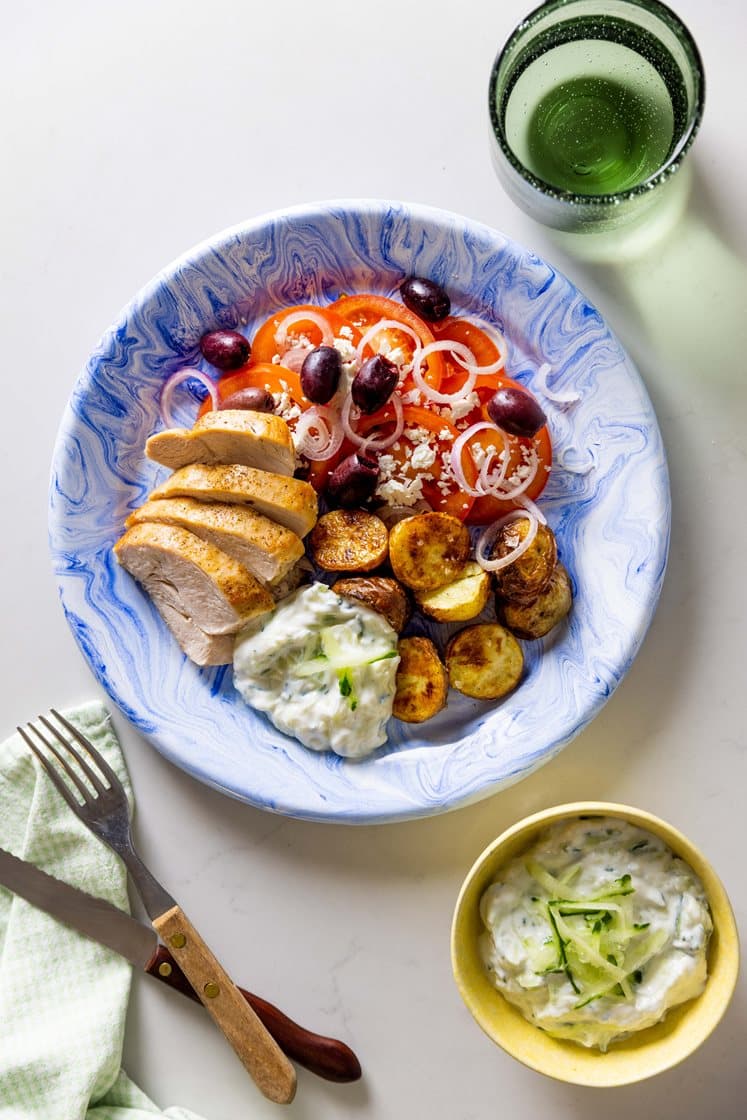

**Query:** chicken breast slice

left=149, top=463, right=318, bottom=539
left=125, top=496, right=304, bottom=586
left=146, top=410, right=295, bottom=477
left=114, top=522, right=273, bottom=640
left=148, top=597, right=236, bottom=666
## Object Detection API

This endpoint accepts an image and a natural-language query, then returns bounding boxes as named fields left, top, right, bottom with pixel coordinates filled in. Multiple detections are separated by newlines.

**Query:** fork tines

left=17, top=709, right=118, bottom=812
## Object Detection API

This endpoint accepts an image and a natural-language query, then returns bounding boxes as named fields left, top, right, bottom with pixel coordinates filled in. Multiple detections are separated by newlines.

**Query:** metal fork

left=19, top=709, right=296, bottom=1105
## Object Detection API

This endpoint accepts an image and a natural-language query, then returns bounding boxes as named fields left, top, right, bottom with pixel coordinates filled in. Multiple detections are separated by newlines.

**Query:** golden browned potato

left=392, top=636, right=449, bottom=723
left=445, top=623, right=523, bottom=701
left=498, top=563, right=573, bottom=640
left=308, top=510, right=388, bottom=572
left=332, top=576, right=411, bottom=633
left=389, top=512, right=470, bottom=592
left=493, top=519, right=557, bottom=604
left=416, top=561, right=491, bottom=623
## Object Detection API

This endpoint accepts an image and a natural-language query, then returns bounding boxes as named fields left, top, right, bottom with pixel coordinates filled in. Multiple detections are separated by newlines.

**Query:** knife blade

left=0, top=846, right=360, bottom=1083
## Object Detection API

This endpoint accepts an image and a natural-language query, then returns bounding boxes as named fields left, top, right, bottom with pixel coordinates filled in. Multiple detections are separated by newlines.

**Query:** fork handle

left=153, top=905, right=297, bottom=1104
left=146, top=945, right=361, bottom=1082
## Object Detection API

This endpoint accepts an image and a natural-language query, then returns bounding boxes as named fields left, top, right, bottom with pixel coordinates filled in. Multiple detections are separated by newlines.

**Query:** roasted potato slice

left=446, top=623, right=523, bottom=701
left=498, top=563, right=573, bottom=640
left=493, top=519, right=557, bottom=604
left=416, top=561, right=491, bottom=622
left=308, top=510, right=388, bottom=572
left=332, top=576, right=410, bottom=633
left=389, top=512, right=470, bottom=592
left=393, top=636, right=449, bottom=723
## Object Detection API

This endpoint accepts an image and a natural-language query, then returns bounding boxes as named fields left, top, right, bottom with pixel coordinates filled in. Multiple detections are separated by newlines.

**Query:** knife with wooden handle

left=151, top=904, right=296, bottom=1102
left=0, top=846, right=361, bottom=1085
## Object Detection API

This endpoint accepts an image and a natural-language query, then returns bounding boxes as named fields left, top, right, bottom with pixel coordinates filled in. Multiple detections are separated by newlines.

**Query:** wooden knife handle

left=153, top=905, right=296, bottom=1104
left=146, top=945, right=362, bottom=1083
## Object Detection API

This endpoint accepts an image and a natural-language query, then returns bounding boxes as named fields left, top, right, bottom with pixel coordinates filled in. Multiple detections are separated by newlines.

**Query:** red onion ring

left=274, top=310, right=334, bottom=350
left=535, top=361, right=581, bottom=405
left=279, top=345, right=310, bottom=373
left=412, top=340, right=478, bottom=404
left=515, top=494, right=547, bottom=525
left=450, top=421, right=508, bottom=497
left=475, top=510, right=539, bottom=572
left=355, top=319, right=422, bottom=369
left=450, top=316, right=508, bottom=376
left=294, top=405, right=345, bottom=461
left=159, top=368, right=218, bottom=428
left=341, top=392, right=405, bottom=450
left=491, top=447, right=539, bottom=501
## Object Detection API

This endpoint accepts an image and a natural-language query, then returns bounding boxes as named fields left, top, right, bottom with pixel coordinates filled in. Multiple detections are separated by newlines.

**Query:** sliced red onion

left=450, top=421, right=508, bottom=497
left=355, top=319, right=422, bottom=369
left=341, top=392, right=405, bottom=450
left=412, top=340, right=478, bottom=404
left=515, top=493, right=547, bottom=525
left=293, top=405, right=345, bottom=461
left=279, top=345, right=310, bottom=372
left=159, top=368, right=218, bottom=428
left=492, top=447, right=539, bottom=501
left=535, top=361, right=581, bottom=405
left=475, top=510, right=539, bottom=572
left=450, top=315, right=508, bottom=376
left=274, top=310, right=334, bottom=350
left=556, top=446, right=595, bottom=474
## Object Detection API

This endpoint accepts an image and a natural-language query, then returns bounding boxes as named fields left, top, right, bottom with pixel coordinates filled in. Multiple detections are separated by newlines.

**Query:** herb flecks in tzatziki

left=233, top=582, right=399, bottom=758
left=479, top=817, right=712, bottom=1050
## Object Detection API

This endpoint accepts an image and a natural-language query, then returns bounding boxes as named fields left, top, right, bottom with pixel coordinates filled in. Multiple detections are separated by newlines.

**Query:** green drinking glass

left=488, top=0, right=705, bottom=235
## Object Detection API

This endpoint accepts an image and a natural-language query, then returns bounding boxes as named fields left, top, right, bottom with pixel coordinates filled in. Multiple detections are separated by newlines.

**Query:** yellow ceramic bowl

left=451, top=802, right=739, bottom=1087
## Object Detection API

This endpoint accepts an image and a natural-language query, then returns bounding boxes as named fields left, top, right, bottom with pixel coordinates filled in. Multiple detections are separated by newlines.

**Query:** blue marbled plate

left=49, top=201, right=669, bottom=823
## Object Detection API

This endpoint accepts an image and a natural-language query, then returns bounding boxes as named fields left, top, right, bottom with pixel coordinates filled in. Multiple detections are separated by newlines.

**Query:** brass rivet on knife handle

left=153, top=905, right=297, bottom=1104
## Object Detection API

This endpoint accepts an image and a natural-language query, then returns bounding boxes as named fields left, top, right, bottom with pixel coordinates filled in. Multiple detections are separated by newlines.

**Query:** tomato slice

left=354, top=403, right=476, bottom=521
left=250, top=304, right=360, bottom=364
left=197, top=362, right=309, bottom=418
left=330, top=294, right=443, bottom=391
left=467, top=425, right=553, bottom=524
left=432, top=315, right=506, bottom=374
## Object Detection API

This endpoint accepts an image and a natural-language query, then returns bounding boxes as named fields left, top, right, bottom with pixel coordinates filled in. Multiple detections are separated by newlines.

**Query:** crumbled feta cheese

left=446, top=392, right=480, bottom=423
left=376, top=476, right=425, bottom=507
left=339, top=324, right=354, bottom=340
left=403, top=426, right=431, bottom=445
left=410, top=443, right=437, bottom=471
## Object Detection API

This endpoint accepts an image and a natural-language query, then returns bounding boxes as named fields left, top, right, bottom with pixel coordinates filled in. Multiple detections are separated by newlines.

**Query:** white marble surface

left=1, top=1, right=745, bottom=1116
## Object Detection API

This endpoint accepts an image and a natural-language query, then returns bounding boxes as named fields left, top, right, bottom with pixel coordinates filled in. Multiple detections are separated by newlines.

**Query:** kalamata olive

left=486, top=387, right=547, bottom=438
left=399, top=276, right=450, bottom=322
left=218, top=386, right=275, bottom=413
left=300, top=346, right=342, bottom=404
left=351, top=355, right=398, bottom=414
left=199, top=329, right=251, bottom=371
left=325, top=453, right=379, bottom=508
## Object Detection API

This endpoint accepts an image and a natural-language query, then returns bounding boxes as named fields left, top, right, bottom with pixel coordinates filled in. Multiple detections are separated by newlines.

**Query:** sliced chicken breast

left=146, top=410, right=295, bottom=477
left=149, top=463, right=318, bottom=538
left=149, top=598, right=236, bottom=666
left=125, top=496, right=304, bottom=586
left=114, top=523, right=273, bottom=642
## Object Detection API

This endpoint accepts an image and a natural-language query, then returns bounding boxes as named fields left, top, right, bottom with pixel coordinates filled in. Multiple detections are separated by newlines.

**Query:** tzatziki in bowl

left=451, top=803, right=739, bottom=1086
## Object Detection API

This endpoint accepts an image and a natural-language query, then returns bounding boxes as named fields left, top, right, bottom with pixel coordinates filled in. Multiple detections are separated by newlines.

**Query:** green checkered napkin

left=0, top=701, right=205, bottom=1120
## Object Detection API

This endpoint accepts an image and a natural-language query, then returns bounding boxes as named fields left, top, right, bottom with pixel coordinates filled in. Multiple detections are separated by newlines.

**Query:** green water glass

left=488, top=0, right=705, bottom=234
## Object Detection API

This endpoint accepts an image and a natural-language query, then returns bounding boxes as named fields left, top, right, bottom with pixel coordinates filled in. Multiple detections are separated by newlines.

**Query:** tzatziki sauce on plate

left=233, top=581, right=399, bottom=758
left=480, top=817, right=712, bottom=1050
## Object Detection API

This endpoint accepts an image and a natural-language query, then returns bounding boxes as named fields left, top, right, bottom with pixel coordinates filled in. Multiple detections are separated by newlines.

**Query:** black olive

left=399, top=276, right=450, bottom=322
left=325, top=453, right=379, bottom=508
left=351, top=355, right=398, bottom=414
left=487, top=387, right=547, bottom=438
left=199, top=329, right=251, bottom=371
left=300, top=346, right=342, bottom=404
left=218, top=387, right=275, bottom=413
